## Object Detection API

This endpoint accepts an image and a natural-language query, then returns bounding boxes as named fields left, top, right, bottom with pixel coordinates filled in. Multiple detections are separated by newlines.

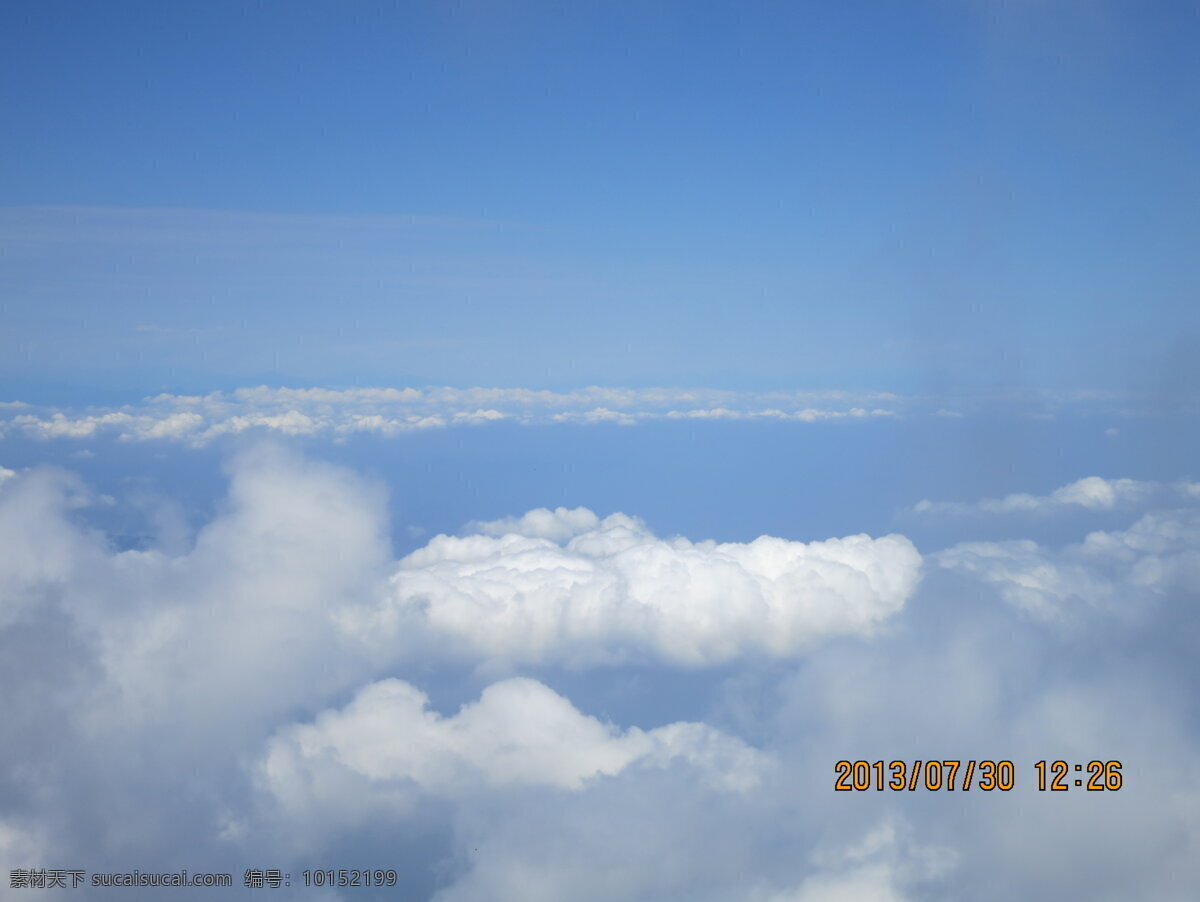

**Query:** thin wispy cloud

left=909, top=476, right=1200, bottom=518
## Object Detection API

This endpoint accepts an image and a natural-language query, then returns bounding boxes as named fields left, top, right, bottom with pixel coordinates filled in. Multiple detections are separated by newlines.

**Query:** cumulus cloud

left=260, top=676, right=766, bottom=832
left=348, top=512, right=922, bottom=668
left=2, top=383, right=1173, bottom=446
left=0, top=449, right=919, bottom=730
left=465, top=506, right=601, bottom=542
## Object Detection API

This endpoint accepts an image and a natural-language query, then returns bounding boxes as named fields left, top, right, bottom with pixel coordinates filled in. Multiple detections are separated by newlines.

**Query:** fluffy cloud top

left=466, top=506, right=602, bottom=542
left=350, top=509, right=922, bottom=668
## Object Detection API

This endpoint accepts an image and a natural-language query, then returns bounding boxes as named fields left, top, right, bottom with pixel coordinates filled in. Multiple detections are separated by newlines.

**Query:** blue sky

left=4, top=0, right=1199, bottom=398
left=3, top=3, right=1200, bottom=901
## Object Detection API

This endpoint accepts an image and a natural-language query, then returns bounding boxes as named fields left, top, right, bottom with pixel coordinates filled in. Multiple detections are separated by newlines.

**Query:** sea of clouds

left=1, top=445, right=1198, bottom=900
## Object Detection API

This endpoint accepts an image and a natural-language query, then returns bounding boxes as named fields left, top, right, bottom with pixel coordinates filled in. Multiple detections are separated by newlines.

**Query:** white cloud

left=763, top=825, right=940, bottom=902
left=0, top=447, right=919, bottom=746
left=763, top=820, right=953, bottom=902
left=661, top=407, right=896, bottom=422
left=1, top=383, right=1172, bottom=446
left=466, top=506, right=601, bottom=542
left=4, top=446, right=1200, bottom=901
left=260, top=676, right=766, bottom=827
left=769, top=865, right=910, bottom=902
left=0, top=466, right=99, bottom=629
left=10, top=411, right=135, bottom=439
left=0, top=444, right=395, bottom=746
left=910, top=476, right=1191, bottom=517
left=935, top=507, right=1200, bottom=622
left=0, top=385, right=907, bottom=445
left=347, top=513, right=922, bottom=668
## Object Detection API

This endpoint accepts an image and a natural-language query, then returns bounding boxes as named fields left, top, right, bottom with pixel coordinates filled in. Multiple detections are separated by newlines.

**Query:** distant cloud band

left=0, top=385, right=902, bottom=445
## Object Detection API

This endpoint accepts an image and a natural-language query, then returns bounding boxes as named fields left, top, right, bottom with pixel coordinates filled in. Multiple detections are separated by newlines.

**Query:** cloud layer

left=2, top=446, right=1199, bottom=901
left=0, top=382, right=1172, bottom=446
left=0, top=386, right=902, bottom=445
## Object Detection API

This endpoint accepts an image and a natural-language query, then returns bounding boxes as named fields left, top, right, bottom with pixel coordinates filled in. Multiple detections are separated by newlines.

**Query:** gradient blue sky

left=3, top=0, right=1198, bottom=399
